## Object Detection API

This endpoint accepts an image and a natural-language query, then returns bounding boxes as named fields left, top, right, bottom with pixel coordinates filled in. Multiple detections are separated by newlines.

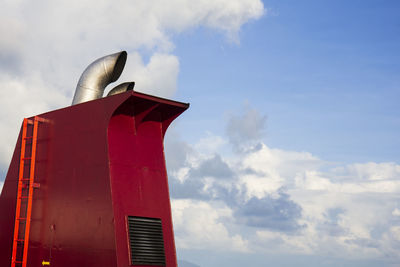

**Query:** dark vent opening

left=128, top=216, right=166, bottom=266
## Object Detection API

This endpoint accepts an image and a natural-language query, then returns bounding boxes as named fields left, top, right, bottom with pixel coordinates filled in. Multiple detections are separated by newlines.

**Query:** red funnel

left=0, top=91, right=188, bottom=267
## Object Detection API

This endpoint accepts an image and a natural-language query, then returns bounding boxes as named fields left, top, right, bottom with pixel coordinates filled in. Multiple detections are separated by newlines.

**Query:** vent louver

left=127, top=216, right=166, bottom=266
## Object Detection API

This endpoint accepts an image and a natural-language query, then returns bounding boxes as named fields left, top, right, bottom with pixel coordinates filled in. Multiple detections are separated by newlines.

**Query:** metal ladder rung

left=11, top=117, right=41, bottom=267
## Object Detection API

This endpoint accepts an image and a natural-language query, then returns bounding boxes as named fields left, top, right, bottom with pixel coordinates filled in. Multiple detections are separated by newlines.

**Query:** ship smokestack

left=72, top=51, right=127, bottom=105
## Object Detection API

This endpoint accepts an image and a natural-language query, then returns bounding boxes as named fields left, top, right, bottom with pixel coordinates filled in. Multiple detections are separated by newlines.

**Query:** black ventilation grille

left=127, top=216, right=166, bottom=266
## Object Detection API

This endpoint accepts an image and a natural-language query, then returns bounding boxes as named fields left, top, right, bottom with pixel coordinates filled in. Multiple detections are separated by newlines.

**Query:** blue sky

left=174, top=0, right=400, bottom=163
left=1, top=1, right=400, bottom=266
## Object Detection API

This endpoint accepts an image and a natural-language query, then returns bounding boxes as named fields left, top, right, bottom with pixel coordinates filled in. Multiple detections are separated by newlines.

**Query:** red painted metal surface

left=11, top=118, right=28, bottom=267
left=11, top=117, right=40, bottom=267
left=0, top=91, right=188, bottom=267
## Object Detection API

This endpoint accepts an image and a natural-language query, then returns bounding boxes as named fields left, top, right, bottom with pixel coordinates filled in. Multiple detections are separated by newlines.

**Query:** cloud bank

left=165, top=107, right=400, bottom=264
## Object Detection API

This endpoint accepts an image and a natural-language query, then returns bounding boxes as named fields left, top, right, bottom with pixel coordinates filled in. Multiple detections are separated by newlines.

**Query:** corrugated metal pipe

left=71, top=51, right=127, bottom=105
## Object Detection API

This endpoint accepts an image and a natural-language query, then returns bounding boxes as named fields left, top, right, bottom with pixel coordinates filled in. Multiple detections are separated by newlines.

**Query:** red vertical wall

left=0, top=91, right=188, bottom=267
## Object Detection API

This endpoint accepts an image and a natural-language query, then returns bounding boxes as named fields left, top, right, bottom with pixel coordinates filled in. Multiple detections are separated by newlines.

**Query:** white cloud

left=389, top=226, right=400, bottom=241
left=117, top=52, right=180, bottom=98
left=255, top=229, right=314, bottom=254
left=193, top=133, right=228, bottom=155
left=295, top=166, right=400, bottom=194
left=171, top=199, right=249, bottom=252
left=167, top=125, right=400, bottom=261
left=0, top=0, right=265, bottom=169
left=392, top=208, right=400, bottom=217
left=339, top=162, right=400, bottom=181
left=226, top=106, right=268, bottom=152
left=237, top=143, right=322, bottom=199
left=149, top=0, right=265, bottom=41
left=0, top=73, right=69, bottom=168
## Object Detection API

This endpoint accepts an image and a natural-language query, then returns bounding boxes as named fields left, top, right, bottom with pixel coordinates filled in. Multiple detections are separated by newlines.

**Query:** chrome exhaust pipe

left=107, top=82, right=135, bottom=97
left=72, top=51, right=127, bottom=105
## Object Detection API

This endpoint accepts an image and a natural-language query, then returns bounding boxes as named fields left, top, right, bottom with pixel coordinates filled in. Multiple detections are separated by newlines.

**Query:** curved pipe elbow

left=72, top=51, right=127, bottom=105
left=107, top=82, right=135, bottom=96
